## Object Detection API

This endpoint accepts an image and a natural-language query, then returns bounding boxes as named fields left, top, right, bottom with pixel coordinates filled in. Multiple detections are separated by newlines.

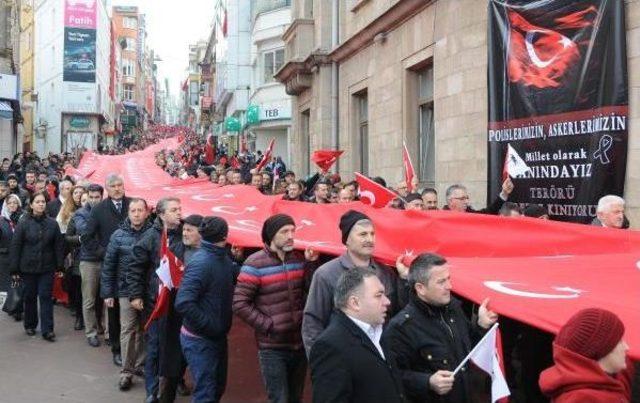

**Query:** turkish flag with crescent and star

left=72, top=138, right=640, bottom=359
left=488, top=0, right=629, bottom=224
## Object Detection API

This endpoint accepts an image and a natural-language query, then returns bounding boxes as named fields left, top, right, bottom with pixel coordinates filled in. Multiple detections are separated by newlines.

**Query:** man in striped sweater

left=233, top=214, right=319, bottom=403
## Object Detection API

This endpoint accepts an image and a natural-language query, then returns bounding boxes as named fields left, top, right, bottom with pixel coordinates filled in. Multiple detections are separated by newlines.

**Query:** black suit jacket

left=83, top=196, right=130, bottom=259
left=309, top=311, right=406, bottom=403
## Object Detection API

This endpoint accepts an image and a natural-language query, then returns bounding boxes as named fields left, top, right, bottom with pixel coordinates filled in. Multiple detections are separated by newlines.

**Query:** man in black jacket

left=45, top=179, right=72, bottom=218
left=101, top=198, right=151, bottom=391
left=309, top=268, right=405, bottom=403
left=82, top=174, right=130, bottom=365
left=443, top=178, right=514, bottom=214
left=128, top=197, right=184, bottom=403
left=382, top=253, right=498, bottom=403
left=175, top=216, right=236, bottom=403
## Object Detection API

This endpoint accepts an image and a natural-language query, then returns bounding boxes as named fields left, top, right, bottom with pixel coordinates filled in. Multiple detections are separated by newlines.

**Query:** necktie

left=115, top=201, right=122, bottom=214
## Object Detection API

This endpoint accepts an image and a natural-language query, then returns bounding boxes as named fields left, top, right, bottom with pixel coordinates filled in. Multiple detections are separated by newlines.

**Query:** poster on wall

left=487, top=0, right=628, bottom=223
left=63, top=28, right=96, bottom=83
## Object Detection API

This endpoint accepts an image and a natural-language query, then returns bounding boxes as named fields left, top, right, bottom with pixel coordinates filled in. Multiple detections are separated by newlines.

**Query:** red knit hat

left=555, top=308, right=625, bottom=360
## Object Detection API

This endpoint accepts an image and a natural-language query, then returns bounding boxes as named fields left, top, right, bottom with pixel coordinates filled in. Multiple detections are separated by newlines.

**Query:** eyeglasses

left=451, top=196, right=470, bottom=201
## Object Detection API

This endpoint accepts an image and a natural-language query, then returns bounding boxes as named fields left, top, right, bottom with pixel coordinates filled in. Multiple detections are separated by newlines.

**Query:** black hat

left=182, top=214, right=204, bottom=227
left=339, top=210, right=370, bottom=244
left=261, top=214, right=295, bottom=246
left=6, top=173, right=18, bottom=182
left=199, top=216, right=228, bottom=243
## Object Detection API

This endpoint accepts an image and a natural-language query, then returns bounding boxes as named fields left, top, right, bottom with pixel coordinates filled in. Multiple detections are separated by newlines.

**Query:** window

left=122, top=59, right=135, bottom=77
left=123, top=84, right=134, bottom=100
left=124, top=37, right=136, bottom=52
left=354, top=91, right=369, bottom=174
left=417, top=67, right=434, bottom=185
left=123, top=16, right=137, bottom=30
left=301, top=109, right=311, bottom=175
left=263, top=49, right=285, bottom=83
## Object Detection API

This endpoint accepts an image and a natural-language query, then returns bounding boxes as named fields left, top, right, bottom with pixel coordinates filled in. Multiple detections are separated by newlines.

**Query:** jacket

left=63, top=214, right=81, bottom=274
left=83, top=196, right=130, bottom=260
left=302, top=252, right=408, bottom=355
left=382, top=296, right=484, bottom=403
left=310, top=311, right=406, bottom=403
left=9, top=213, right=64, bottom=275
left=127, top=218, right=185, bottom=309
left=100, top=218, right=152, bottom=299
left=46, top=197, right=63, bottom=218
left=175, top=241, right=237, bottom=340
left=71, top=206, right=102, bottom=262
left=233, top=247, right=317, bottom=350
left=539, top=343, right=633, bottom=403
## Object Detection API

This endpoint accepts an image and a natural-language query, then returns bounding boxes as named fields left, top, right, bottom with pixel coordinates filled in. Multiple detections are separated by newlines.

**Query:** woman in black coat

left=0, top=193, right=23, bottom=320
left=9, top=191, right=64, bottom=341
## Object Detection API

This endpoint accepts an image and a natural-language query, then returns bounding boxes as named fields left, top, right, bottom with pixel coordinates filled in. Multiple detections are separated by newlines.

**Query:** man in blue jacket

left=175, top=216, right=237, bottom=403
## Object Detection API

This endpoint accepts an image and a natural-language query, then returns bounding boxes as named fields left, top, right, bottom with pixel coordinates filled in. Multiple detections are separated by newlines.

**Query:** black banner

left=63, top=27, right=96, bottom=83
left=487, top=0, right=628, bottom=223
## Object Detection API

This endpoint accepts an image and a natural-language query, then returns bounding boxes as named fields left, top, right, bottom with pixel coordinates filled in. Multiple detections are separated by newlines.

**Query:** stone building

left=276, top=0, right=640, bottom=223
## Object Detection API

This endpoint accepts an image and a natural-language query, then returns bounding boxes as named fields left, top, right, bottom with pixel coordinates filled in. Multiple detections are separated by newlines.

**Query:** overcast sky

left=111, top=0, right=216, bottom=98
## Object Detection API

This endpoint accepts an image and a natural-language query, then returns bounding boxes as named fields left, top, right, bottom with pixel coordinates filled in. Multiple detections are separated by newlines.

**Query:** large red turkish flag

left=74, top=139, right=640, bottom=360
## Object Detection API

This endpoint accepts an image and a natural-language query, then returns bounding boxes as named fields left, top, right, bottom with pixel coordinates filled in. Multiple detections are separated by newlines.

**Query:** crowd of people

left=0, top=129, right=637, bottom=403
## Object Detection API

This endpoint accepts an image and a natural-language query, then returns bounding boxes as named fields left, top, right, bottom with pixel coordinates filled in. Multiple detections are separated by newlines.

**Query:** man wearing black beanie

left=233, top=213, right=320, bottom=403
left=302, top=209, right=409, bottom=355
left=175, top=216, right=238, bottom=402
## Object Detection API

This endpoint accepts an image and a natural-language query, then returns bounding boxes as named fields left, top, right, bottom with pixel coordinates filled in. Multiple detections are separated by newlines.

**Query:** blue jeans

left=22, top=272, right=54, bottom=334
left=180, top=333, right=228, bottom=403
left=144, top=320, right=160, bottom=398
left=258, top=349, right=307, bottom=403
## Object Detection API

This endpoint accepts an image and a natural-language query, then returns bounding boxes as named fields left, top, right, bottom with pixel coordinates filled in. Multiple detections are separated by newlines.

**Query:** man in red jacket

left=233, top=214, right=319, bottom=403
left=539, top=308, right=634, bottom=402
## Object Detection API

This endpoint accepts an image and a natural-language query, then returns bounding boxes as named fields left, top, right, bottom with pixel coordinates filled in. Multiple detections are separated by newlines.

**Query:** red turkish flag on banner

left=402, top=141, right=416, bottom=192
left=205, top=134, right=216, bottom=165
left=311, top=150, right=344, bottom=173
left=144, top=227, right=184, bottom=331
left=355, top=172, right=397, bottom=208
left=255, top=138, right=275, bottom=171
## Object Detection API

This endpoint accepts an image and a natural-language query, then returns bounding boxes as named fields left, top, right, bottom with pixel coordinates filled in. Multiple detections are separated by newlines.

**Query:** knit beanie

left=555, top=308, right=625, bottom=360
left=199, top=216, right=229, bottom=243
left=339, top=210, right=370, bottom=244
left=261, top=214, right=295, bottom=246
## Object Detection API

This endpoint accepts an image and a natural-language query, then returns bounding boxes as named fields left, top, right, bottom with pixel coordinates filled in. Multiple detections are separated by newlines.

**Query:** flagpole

left=453, top=322, right=500, bottom=376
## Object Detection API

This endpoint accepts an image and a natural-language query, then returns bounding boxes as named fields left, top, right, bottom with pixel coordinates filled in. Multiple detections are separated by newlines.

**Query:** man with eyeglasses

left=444, top=178, right=514, bottom=214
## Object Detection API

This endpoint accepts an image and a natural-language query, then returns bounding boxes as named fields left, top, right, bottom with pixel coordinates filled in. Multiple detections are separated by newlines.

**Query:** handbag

left=2, top=279, right=24, bottom=314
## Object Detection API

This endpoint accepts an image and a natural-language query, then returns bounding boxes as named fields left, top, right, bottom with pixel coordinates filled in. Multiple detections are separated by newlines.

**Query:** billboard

left=63, top=0, right=97, bottom=83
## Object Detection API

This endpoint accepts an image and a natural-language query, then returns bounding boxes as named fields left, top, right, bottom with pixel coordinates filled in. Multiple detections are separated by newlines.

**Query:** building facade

left=247, top=0, right=291, bottom=165
left=277, top=0, right=640, bottom=223
left=0, top=0, right=21, bottom=157
left=34, top=0, right=113, bottom=154
left=19, top=0, right=36, bottom=152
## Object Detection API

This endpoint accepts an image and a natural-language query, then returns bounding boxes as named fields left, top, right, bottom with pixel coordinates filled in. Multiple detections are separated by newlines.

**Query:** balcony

left=275, top=18, right=330, bottom=96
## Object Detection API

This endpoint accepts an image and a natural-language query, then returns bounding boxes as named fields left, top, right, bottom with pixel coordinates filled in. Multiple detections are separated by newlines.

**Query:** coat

left=382, top=295, right=484, bottom=403
left=46, top=197, right=63, bottom=218
left=302, top=252, right=408, bottom=355
left=100, top=218, right=152, bottom=299
left=0, top=216, right=17, bottom=291
left=9, top=213, right=64, bottom=275
left=309, top=311, right=406, bottom=403
left=233, top=247, right=317, bottom=350
left=71, top=206, right=102, bottom=262
left=127, top=218, right=185, bottom=377
left=539, top=343, right=633, bottom=403
left=175, top=241, right=237, bottom=340
left=83, top=196, right=130, bottom=260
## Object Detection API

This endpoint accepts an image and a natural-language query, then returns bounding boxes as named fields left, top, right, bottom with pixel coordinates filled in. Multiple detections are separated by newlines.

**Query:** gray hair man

left=444, top=178, right=514, bottom=214
left=593, top=195, right=626, bottom=229
left=309, top=268, right=405, bottom=403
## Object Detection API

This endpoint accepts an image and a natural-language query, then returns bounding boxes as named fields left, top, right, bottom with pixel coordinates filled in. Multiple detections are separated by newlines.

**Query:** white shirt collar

left=346, top=313, right=385, bottom=359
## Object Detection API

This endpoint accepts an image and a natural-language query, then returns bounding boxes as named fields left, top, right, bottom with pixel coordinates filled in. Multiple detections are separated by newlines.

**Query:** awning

left=0, top=101, right=13, bottom=120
